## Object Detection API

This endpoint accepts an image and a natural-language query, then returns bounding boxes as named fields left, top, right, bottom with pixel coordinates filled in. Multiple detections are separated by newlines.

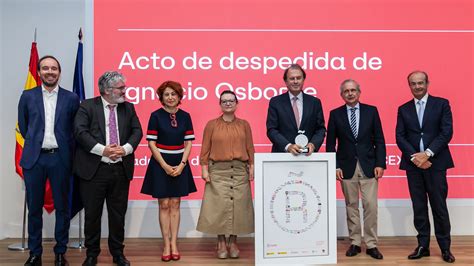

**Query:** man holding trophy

left=266, top=64, right=326, bottom=155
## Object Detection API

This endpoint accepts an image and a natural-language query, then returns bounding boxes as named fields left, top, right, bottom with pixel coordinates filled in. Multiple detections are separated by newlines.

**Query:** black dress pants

left=406, top=168, right=451, bottom=250
left=80, top=162, right=130, bottom=257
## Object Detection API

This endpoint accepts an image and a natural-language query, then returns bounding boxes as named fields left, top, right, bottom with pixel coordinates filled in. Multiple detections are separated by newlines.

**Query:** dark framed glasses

left=170, top=113, right=177, bottom=128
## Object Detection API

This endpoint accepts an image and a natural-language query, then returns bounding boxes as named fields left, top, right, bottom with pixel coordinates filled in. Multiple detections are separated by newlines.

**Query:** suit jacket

left=73, top=96, right=143, bottom=180
left=396, top=95, right=454, bottom=171
left=326, top=103, right=386, bottom=179
left=18, top=86, right=80, bottom=170
left=266, top=92, right=326, bottom=152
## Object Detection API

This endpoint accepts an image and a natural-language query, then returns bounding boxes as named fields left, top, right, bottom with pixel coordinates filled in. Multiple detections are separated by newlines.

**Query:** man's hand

left=419, top=161, right=432, bottom=169
left=374, top=167, right=384, bottom=179
left=287, top=144, right=303, bottom=155
left=336, top=169, right=344, bottom=181
left=411, top=152, right=430, bottom=167
left=103, top=144, right=124, bottom=160
left=305, top=143, right=315, bottom=156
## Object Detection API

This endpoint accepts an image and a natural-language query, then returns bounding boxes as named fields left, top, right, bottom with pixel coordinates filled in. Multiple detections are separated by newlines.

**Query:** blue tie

left=350, top=107, right=358, bottom=138
left=417, top=101, right=425, bottom=151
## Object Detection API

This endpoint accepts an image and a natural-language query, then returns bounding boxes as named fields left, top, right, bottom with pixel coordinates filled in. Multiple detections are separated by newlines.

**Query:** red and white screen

left=94, top=0, right=474, bottom=200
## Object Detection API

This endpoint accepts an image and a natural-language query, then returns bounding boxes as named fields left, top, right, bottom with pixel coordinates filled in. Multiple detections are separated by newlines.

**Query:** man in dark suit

left=73, top=71, right=142, bottom=266
left=326, top=79, right=386, bottom=259
left=18, top=55, right=80, bottom=266
left=396, top=71, right=455, bottom=263
left=266, top=64, right=326, bottom=155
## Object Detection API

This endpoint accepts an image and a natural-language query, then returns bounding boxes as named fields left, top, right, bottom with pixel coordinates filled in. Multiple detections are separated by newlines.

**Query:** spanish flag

left=15, top=42, right=55, bottom=213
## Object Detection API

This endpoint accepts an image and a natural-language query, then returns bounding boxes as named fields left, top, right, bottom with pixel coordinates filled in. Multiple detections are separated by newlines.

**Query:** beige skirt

left=197, top=160, right=255, bottom=235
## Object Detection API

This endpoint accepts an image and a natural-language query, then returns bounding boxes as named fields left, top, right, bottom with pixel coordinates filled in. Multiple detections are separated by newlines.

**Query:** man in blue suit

left=18, top=55, right=80, bottom=266
left=396, top=71, right=455, bottom=263
left=326, top=79, right=386, bottom=260
left=266, top=64, right=326, bottom=155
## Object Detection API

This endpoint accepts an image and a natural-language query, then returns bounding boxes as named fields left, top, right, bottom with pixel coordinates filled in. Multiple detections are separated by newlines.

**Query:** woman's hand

left=170, top=163, right=184, bottom=177
left=248, top=164, right=254, bottom=181
left=162, top=163, right=175, bottom=176
left=201, top=166, right=211, bottom=183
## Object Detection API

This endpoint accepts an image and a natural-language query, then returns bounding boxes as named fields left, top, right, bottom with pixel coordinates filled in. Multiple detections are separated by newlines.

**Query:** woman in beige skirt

left=197, top=90, right=255, bottom=259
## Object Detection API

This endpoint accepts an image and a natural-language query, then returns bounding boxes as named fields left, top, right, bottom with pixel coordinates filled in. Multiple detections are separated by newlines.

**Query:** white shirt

left=285, top=92, right=304, bottom=151
left=41, top=85, right=59, bottom=149
left=413, top=94, right=434, bottom=156
left=346, top=102, right=360, bottom=135
left=90, top=97, right=133, bottom=163
left=288, top=92, right=303, bottom=125
left=414, top=93, right=429, bottom=118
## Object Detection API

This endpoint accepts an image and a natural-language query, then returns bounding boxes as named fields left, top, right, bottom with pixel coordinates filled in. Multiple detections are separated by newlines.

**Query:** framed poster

left=255, top=153, right=337, bottom=265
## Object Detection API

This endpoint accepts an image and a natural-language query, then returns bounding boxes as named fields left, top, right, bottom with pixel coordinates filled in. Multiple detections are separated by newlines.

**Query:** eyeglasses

left=170, top=113, right=177, bottom=128
left=220, top=99, right=236, bottom=105
left=111, top=86, right=126, bottom=91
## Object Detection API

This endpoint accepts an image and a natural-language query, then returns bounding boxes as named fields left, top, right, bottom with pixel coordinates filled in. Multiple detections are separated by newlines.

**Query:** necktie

left=350, top=107, right=358, bottom=138
left=417, top=101, right=425, bottom=151
left=108, top=105, right=118, bottom=145
left=292, top=96, right=300, bottom=128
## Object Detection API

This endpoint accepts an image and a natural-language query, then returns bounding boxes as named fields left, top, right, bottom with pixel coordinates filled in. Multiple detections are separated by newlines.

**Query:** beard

left=111, top=94, right=125, bottom=104
left=41, top=76, right=59, bottom=88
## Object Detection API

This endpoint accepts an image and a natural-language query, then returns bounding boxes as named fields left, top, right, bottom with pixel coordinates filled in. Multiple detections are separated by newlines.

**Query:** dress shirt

left=41, top=85, right=59, bottom=149
left=413, top=94, right=434, bottom=156
left=285, top=92, right=303, bottom=151
left=346, top=102, right=360, bottom=136
left=90, top=97, right=133, bottom=163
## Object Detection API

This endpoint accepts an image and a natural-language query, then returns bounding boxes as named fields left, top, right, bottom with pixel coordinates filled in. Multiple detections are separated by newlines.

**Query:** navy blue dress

left=141, top=108, right=197, bottom=198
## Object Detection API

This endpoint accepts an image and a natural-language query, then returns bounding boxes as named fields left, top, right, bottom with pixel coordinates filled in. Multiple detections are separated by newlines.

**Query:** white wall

left=1, top=0, right=473, bottom=241
left=0, top=0, right=85, bottom=240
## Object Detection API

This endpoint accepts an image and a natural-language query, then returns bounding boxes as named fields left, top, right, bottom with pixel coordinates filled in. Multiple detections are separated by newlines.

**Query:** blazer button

left=230, top=197, right=233, bottom=200
left=230, top=176, right=233, bottom=179
left=231, top=165, right=234, bottom=168
left=230, top=186, right=233, bottom=189
left=421, top=132, right=424, bottom=135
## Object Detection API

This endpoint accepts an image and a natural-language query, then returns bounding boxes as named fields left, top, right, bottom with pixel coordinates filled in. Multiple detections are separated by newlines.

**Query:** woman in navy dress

left=141, top=80, right=196, bottom=261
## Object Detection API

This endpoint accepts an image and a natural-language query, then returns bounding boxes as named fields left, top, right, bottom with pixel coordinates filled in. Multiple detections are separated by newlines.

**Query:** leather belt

left=41, top=148, right=59, bottom=153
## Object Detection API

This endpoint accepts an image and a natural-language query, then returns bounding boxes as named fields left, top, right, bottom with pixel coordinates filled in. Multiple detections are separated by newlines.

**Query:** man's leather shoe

left=82, top=256, right=97, bottom=266
left=408, top=246, right=430, bottom=259
left=345, top=245, right=361, bottom=257
left=113, top=255, right=131, bottom=266
left=24, top=255, right=42, bottom=266
left=442, top=250, right=455, bottom=263
left=55, top=254, right=68, bottom=266
left=366, top=247, right=383, bottom=259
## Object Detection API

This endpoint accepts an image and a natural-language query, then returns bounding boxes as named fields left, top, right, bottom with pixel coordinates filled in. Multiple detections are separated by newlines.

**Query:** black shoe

left=366, top=247, right=383, bottom=259
left=442, top=250, right=455, bottom=263
left=408, top=246, right=430, bottom=259
left=82, top=256, right=97, bottom=266
left=345, top=245, right=361, bottom=257
left=24, top=255, right=42, bottom=266
left=113, top=255, right=130, bottom=266
left=55, top=254, right=68, bottom=266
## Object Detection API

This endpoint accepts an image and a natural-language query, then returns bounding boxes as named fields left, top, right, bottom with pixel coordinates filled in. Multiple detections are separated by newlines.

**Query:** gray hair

left=339, top=79, right=361, bottom=94
left=98, top=71, right=126, bottom=95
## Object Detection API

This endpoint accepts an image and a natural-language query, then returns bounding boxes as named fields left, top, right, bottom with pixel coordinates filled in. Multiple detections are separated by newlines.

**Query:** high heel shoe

left=171, top=253, right=181, bottom=261
left=161, top=254, right=171, bottom=262
left=228, top=236, right=240, bottom=259
left=216, top=242, right=228, bottom=259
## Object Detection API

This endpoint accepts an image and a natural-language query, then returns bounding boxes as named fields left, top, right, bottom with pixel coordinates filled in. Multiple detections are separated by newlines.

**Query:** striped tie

left=350, top=107, right=358, bottom=138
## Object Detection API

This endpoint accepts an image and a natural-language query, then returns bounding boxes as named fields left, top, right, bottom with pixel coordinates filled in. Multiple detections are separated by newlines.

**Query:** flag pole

left=8, top=29, right=39, bottom=252
left=69, top=27, right=85, bottom=249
